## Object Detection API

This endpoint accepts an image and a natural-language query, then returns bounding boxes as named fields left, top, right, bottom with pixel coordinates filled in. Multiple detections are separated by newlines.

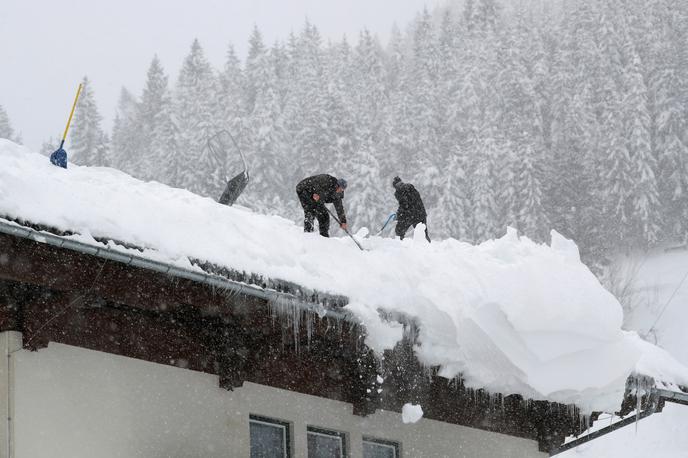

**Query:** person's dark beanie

left=392, top=176, right=402, bottom=187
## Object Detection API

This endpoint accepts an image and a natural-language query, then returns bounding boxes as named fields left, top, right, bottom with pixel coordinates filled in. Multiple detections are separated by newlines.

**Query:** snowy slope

left=612, top=248, right=688, bottom=366
left=558, top=249, right=688, bottom=457
left=558, top=403, right=688, bottom=458
left=0, top=139, right=686, bottom=414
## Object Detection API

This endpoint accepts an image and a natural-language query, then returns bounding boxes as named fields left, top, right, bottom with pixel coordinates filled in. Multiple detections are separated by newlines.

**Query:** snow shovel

left=207, top=130, right=249, bottom=206
left=324, top=206, right=365, bottom=251
left=374, top=213, right=397, bottom=236
left=50, top=83, right=83, bottom=168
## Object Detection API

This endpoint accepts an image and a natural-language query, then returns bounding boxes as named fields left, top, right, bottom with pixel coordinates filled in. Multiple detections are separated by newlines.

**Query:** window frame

left=306, top=425, right=347, bottom=458
left=249, top=414, right=292, bottom=458
left=362, top=436, right=401, bottom=458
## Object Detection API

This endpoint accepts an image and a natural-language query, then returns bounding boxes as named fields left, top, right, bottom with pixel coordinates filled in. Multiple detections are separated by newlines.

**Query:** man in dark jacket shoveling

left=296, top=174, right=348, bottom=237
left=393, top=176, right=430, bottom=242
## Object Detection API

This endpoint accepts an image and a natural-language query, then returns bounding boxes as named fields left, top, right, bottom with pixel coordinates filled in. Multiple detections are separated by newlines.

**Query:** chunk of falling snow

left=402, top=403, right=423, bottom=424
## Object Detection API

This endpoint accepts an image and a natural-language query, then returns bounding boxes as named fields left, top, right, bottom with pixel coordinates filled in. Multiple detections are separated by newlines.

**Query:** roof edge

left=0, top=219, right=353, bottom=322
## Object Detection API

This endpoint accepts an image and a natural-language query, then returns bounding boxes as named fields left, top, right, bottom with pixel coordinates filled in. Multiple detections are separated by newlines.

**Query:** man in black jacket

left=393, top=176, right=430, bottom=242
left=296, top=174, right=348, bottom=237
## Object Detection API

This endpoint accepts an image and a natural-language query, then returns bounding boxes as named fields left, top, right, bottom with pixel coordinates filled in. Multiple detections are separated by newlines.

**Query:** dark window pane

left=363, top=440, right=398, bottom=458
left=250, top=418, right=288, bottom=458
left=307, top=430, right=344, bottom=458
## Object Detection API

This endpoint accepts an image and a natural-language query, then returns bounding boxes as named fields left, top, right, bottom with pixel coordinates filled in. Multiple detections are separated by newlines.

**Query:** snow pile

left=1, top=139, right=687, bottom=412
left=401, top=403, right=424, bottom=424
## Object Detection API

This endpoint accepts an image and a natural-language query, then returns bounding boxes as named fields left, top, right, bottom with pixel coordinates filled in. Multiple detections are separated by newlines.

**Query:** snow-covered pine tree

left=241, top=47, right=290, bottom=214
left=244, top=26, right=267, bottom=115
left=649, top=0, right=688, bottom=241
left=218, top=44, right=246, bottom=136
left=406, top=9, right=441, bottom=208
left=39, top=135, right=62, bottom=156
left=70, top=77, right=109, bottom=166
left=436, top=9, right=460, bottom=161
left=352, top=29, right=387, bottom=150
left=470, top=136, right=501, bottom=242
left=152, top=90, right=181, bottom=187
left=492, top=11, right=550, bottom=240
left=516, top=145, right=549, bottom=242
left=288, top=22, right=331, bottom=174
left=624, top=53, right=661, bottom=245
left=136, top=55, right=169, bottom=180
left=430, top=154, right=470, bottom=240
left=385, top=24, right=406, bottom=92
left=603, top=95, right=633, bottom=244
left=110, top=88, right=139, bottom=172
left=174, top=39, right=221, bottom=196
left=544, top=5, right=602, bottom=254
left=324, top=38, right=357, bottom=173
left=464, top=0, right=501, bottom=33
left=343, top=148, right=385, bottom=232
left=0, top=105, right=16, bottom=141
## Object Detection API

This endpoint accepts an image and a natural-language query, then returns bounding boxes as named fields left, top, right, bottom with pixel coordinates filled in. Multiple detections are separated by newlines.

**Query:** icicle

left=292, top=302, right=301, bottom=353
left=635, top=377, right=641, bottom=434
left=306, top=311, right=313, bottom=348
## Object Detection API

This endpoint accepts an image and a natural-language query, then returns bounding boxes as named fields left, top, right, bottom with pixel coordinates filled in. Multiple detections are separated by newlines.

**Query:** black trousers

left=297, top=191, right=330, bottom=237
left=395, top=218, right=431, bottom=242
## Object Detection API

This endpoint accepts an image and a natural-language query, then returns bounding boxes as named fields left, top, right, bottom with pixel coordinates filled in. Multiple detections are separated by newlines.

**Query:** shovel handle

left=62, top=83, right=83, bottom=142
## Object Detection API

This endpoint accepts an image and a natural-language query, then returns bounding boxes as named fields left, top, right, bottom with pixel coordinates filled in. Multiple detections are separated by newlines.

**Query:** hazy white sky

left=1, top=0, right=442, bottom=150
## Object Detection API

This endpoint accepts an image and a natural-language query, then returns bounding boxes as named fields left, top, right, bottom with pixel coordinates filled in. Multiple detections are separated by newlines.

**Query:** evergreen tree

left=242, top=48, right=290, bottom=214
left=470, top=137, right=500, bottom=242
left=344, top=148, right=384, bottom=232
left=137, top=55, right=169, bottom=179
left=624, top=53, right=661, bottom=244
left=245, top=26, right=267, bottom=114
left=174, top=39, right=221, bottom=195
left=352, top=29, right=387, bottom=149
left=110, top=87, right=139, bottom=172
left=431, top=154, right=470, bottom=240
left=324, top=38, right=357, bottom=173
left=406, top=9, right=441, bottom=207
left=70, top=77, right=109, bottom=166
left=153, top=91, right=181, bottom=186
left=650, top=0, right=688, bottom=240
left=288, top=22, right=330, bottom=175
left=516, top=145, right=549, bottom=241
left=218, top=44, right=246, bottom=135
left=39, top=135, right=61, bottom=156
left=465, top=0, right=501, bottom=33
left=0, top=105, right=15, bottom=141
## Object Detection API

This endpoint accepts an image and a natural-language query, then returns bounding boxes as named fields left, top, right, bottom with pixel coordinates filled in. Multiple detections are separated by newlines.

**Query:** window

left=249, top=415, right=291, bottom=458
left=307, top=426, right=346, bottom=458
left=362, top=437, right=400, bottom=458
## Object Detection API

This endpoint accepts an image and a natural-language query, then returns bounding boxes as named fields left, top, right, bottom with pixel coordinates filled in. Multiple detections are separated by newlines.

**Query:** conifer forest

left=11, top=0, right=688, bottom=264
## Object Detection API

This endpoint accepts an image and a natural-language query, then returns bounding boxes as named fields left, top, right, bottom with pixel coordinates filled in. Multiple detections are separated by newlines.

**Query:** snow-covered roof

left=1, top=139, right=686, bottom=413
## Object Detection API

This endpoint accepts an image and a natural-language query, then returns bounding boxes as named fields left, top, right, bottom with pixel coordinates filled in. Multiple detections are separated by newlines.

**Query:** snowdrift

left=1, top=139, right=686, bottom=412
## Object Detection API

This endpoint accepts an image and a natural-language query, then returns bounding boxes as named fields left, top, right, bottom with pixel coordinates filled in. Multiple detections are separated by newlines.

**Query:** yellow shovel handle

left=62, top=83, right=83, bottom=142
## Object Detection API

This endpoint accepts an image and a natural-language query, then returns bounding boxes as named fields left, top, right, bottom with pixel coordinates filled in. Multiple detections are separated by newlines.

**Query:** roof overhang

left=0, top=220, right=603, bottom=452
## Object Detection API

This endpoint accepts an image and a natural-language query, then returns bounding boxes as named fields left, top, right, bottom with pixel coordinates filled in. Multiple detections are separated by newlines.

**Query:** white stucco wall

left=0, top=331, right=21, bottom=458
left=6, top=337, right=546, bottom=457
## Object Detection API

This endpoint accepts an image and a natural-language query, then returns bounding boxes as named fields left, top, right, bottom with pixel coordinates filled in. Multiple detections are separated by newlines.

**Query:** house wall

left=0, top=331, right=20, bottom=458
left=9, top=336, right=546, bottom=458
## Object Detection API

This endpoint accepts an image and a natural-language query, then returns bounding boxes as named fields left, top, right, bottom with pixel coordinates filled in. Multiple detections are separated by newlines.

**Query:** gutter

left=0, top=219, right=352, bottom=322
left=550, top=388, right=688, bottom=455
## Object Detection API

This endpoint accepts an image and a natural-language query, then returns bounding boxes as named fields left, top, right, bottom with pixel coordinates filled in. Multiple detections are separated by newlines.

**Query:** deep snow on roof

left=1, top=139, right=686, bottom=413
